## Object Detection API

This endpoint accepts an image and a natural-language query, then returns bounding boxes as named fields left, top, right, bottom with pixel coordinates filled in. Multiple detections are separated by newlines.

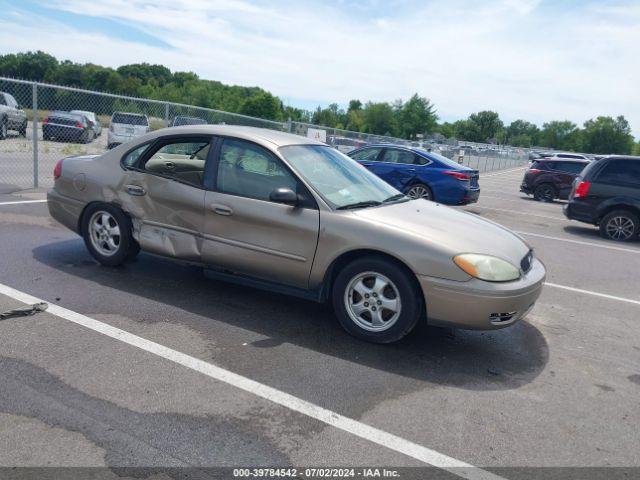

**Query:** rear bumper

left=418, top=258, right=546, bottom=330
left=47, top=188, right=85, bottom=234
left=460, top=188, right=480, bottom=205
left=520, top=183, right=532, bottom=194
left=563, top=202, right=597, bottom=224
left=107, top=131, right=136, bottom=146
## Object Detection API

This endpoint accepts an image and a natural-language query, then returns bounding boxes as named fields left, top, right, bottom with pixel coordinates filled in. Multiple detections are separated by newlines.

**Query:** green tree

left=468, top=111, right=504, bottom=143
left=581, top=116, right=634, bottom=154
left=397, top=94, right=438, bottom=139
left=362, top=102, right=397, bottom=136
left=505, top=119, right=540, bottom=145
left=453, top=119, right=481, bottom=142
left=539, top=121, right=580, bottom=150
left=239, top=92, right=282, bottom=120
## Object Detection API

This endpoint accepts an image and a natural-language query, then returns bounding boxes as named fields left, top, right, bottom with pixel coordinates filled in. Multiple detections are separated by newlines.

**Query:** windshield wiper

left=382, top=193, right=408, bottom=203
left=336, top=200, right=382, bottom=210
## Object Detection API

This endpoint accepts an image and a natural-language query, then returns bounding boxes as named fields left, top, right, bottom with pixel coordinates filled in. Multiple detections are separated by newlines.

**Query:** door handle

left=164, top=161, right=176, bottom=169
left=210, top=203, right=233, bottom=216
left=407, top=168, right=416, bottom=173
left=362, top=163, right=373, bottom=167
left=125, top=184, right=146, bottom=196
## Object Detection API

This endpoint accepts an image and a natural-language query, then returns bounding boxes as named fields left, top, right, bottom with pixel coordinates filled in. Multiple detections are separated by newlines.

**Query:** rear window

left=422, top=150, right=467, bottom=169
left=173, top=116, right=207, bottom=126
left=550, top=161, right=588, bottom=174
left=595, top=159, right=640, bottom=186
left=112, top=113, right=148, bottom=126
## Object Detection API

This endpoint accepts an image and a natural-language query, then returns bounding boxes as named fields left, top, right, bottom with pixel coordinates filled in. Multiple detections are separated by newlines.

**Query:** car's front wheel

left=0, top=118, right=7, bottom=140
left=599, top=209, right=639, bottom=242
left=81, top=204, right=140, bottom=266
left=332, top=257, right=422, bottom=343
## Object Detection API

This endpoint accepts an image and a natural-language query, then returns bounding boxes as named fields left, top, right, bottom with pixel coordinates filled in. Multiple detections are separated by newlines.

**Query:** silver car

left=48, top=125, right=545, bottom=343
left=107, top=111, right=150, bottom=149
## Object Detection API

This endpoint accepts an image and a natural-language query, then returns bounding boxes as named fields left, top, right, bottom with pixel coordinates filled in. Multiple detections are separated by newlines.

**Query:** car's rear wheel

left=599, top=210, right=639, bottom=242
left=332, top=257, right=422, bottom=343
left=81, top=204, right=140, bottom=266
left=18, top=121, right=27, bottom=137
left=533, top=183, right=556, bottom=202
left=406, top=183, right=433, bottom=201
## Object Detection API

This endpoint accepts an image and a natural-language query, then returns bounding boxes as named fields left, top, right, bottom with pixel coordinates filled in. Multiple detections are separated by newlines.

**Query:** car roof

left=112, top=111, right=147, bottom=117
left=541, top=156, right=590, bottom=163
left=137, top=125, right=326, bottom=148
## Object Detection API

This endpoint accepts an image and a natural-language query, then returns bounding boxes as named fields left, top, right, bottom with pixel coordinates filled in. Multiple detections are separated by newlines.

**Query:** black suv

left=564, top=156, right=640, bottom=242
left=520, top=157, right=591, bottom=201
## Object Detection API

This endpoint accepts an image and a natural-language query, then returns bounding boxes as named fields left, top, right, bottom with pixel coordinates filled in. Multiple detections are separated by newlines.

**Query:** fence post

left=32, top=82, right=38, bottom=188
left=164, top=103, right=170, bottom=127
left=287, top=117, right=292, bottom=133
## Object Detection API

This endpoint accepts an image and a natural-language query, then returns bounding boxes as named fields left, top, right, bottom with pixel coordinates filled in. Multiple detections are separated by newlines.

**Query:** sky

left=0, top=0, right=638, bottom=136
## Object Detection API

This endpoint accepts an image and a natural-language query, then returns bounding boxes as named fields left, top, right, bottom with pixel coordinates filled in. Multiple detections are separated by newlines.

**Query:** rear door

left=120, top=135, right=212, bottom=261
left=371, top=148, right=420, bottom=190
left=201, top=137, right=320, bottom=289
left=591, top=159, right=640, bottom=204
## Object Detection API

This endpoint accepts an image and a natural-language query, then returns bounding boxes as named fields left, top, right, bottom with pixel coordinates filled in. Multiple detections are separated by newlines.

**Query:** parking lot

left=0, top=167, right=639, bottom=479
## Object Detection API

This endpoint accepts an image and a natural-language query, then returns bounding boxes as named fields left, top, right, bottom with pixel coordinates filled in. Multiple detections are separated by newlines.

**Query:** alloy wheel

left=344, top=272, right=401, bottom=332
left=605, top=216, right=636, bottom=241
left=537, top=185, right=554, bottom=202
left=88, top=211, right=121, bottom=256
left=407, top=185, right=431, bottom=200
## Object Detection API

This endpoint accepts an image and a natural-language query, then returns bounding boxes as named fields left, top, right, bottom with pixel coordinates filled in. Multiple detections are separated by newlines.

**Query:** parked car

left=47, top=125, right=545, bottom=344
left=71, top=110, right=102, bottom=137
left=107, top=112, right=150, bottom=149
left=564, top=156, right=640, bottom=242
left=0, top=92, right=27, bottom=139
left=42, top=111, right=95, bottom=143
left=348, top=144, right=480, bottom=205
left=520, top=157, right=590, bottom=202
left=171, top=116, right=207, bottom=127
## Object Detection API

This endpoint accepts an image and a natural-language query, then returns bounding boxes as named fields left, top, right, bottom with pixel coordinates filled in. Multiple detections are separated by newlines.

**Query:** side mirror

left=269, top=187, right=298, bottom=206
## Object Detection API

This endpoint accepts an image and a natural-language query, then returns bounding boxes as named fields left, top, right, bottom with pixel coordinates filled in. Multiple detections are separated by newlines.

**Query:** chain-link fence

left=0, top=77, right=529, bottom=189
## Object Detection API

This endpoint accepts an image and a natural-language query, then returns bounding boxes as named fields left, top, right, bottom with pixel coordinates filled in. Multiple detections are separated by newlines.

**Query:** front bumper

left=418, top=257, right=546, bottom=330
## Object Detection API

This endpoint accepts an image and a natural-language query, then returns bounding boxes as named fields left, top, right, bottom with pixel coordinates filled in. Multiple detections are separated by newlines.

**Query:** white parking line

left=516, top=231, right=640, bottom=254
left=0, top=282, right=504, bottom=480
left=0, top=199, right=47, bottom=206
left=545, top=282, right=640, bottom=306
left=465, top=206, right=565, bottom=221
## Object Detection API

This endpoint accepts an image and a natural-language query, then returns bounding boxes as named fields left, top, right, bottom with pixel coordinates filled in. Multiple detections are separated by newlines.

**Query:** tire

left=18, top=121, right=27, bottom=137
left=533, top=183, right=556, bottom=202
left=0, top=118, right=7, bottom=140
left=81, top=203, right=140, bottom=266
left=599, top=209, right=639, bottom=242
left=405, top=183, right=433, bottom=201
left=332, top=256, right=422, bottom=343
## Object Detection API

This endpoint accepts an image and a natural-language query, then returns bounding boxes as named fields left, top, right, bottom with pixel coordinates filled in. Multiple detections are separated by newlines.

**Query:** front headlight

left=453, top=254, right=520, bottom=282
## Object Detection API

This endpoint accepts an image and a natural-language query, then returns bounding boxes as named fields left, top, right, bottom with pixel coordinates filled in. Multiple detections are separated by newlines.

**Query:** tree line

left=1, top=51, right=638, bottom=154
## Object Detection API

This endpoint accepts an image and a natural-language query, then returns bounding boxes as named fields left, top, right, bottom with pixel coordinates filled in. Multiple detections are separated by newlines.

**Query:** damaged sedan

left=48, top=125, right=545, bottom=343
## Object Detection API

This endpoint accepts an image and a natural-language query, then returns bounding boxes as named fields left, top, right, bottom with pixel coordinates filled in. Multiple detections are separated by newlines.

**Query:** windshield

left=279, top=145, right=402, bottom=209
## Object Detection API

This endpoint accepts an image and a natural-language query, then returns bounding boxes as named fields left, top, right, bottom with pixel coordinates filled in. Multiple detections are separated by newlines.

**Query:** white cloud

left=1, top=0, right=638, bottom=137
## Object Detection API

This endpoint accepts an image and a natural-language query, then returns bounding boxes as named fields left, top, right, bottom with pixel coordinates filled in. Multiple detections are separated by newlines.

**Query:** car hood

left=352, top=199, right=531, bottom=266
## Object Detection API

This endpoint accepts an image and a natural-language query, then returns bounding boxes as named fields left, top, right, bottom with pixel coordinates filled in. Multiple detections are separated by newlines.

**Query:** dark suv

left=520, top=157, right=590, bottom=201
left=564, top=156, right=640, bottom=242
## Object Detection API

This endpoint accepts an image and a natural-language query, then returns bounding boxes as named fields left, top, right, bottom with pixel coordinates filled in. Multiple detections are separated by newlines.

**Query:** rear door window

left=596, top=160, right=640, bottom=187
left=140, top=137, right=211, bottom=187
left=380, top=149, right=416, bottom=164
left=350, top=148, right=382, bottom=162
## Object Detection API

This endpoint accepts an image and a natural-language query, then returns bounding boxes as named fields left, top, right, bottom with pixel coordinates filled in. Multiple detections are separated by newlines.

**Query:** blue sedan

left=348, top=145, right=480, bottom=205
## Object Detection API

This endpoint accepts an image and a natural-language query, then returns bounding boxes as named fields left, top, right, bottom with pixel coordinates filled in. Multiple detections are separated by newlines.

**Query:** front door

left=201, top=137, right=320, bottom=289
left=120, top=136, right=211, bottom=261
